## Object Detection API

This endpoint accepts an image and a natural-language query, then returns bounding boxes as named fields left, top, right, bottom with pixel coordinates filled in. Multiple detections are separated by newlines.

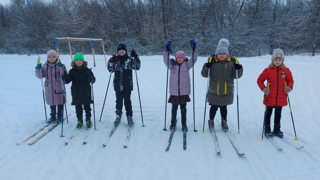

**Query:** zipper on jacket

left=275, top=67, right=279, bottom=106
left=224, top=81, right=227, bottom=94
left=178, top=64, right=181, bottom=96
left=217, top=81, right=220, bottom=95
left=51, top=66, right=54, bottom=105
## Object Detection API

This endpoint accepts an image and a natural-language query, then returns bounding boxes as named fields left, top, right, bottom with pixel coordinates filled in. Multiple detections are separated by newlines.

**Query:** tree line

left=0, top=0, right=319, bottom=56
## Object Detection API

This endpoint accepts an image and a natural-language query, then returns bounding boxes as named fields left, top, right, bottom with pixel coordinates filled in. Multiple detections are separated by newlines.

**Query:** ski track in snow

left=0, top=54, right=319, bottom=180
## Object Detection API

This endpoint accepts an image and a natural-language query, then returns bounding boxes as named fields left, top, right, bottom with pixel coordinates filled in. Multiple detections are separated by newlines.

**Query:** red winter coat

left=257, top=66, right=294, bottom=106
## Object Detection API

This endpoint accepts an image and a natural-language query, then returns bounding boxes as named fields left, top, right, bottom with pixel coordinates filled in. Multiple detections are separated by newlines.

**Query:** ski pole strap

left=57, top=56, right=61, bottom=63
left=38, top=57, right=41, bottom=64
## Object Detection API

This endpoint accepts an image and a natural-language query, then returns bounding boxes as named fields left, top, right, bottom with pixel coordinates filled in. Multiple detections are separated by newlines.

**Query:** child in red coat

left=257, top=49, right=294, bottom=138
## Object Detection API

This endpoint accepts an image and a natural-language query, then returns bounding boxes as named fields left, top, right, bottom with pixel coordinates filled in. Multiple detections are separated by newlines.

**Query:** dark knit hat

left=117, top=43, right=127, bottom=53
left=271, top=49, right=285, bottom=61
left=215, top=38, right=229, bottom=55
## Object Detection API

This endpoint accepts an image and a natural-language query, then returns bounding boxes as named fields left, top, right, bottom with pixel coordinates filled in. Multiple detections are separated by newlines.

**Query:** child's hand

left=284, top=87, right=291, bottom=93
left=263, top=88, right=270, bottom=95
left=36, top=63, right=42, bottom=69
left=234, top=63, right=242, bottom=70
left=57, top=62, right=63, bottom=67
left=170, top=58, right=176, bottom=65
left=205, top=62, right=211, bottom=68
left=130, top=50, right=138, bottom=57
left=110, top=55, right=118, bottom=62
left=88, top=75, right=96, bottom=83
left=164, top=41, right=172, bottom=51
left=189, top=39, right=196, bottom=50
left=61, top=73, right=67, bottom=81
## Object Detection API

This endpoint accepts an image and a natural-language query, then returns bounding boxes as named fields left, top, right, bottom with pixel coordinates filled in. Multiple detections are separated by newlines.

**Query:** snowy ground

left=0, top=53, right=319, bottom=180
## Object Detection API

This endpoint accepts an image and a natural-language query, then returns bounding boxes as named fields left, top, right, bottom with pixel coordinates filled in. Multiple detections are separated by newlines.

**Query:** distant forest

left=0, top=0, right=319, bottom=56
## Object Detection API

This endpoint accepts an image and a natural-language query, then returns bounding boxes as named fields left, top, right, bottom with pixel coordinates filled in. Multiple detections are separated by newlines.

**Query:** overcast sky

left=0, top=0, right=9, bottom=6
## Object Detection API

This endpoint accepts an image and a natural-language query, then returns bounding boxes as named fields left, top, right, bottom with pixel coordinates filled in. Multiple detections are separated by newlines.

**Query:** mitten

left=164, top=41, right=172, bottom=52
left=189, top=39, right=196, bottom=50
left=130, top=50, right=138, bottom=57
left=36, top=63, right=42, bottom=69
left=263, top=88, right=270, bottom=95
left=234, top=63, right=242, bottom=70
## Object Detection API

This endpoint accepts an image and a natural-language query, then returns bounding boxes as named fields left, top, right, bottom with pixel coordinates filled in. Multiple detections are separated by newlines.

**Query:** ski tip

left=201, top=130, right=205, bottom=133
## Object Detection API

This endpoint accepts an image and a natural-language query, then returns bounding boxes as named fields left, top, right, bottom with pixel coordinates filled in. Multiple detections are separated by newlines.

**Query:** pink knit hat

left=47, top=49, right=58, bottom=58
left=271, top=49, right=285, bottom=61
left=175, top=51, right=186, bottom=59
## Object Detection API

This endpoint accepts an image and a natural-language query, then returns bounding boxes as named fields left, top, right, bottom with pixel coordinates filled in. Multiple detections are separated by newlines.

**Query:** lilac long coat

left=35, top=61, right=68, bottom=106
left=163, top=50, right=198, bottom=96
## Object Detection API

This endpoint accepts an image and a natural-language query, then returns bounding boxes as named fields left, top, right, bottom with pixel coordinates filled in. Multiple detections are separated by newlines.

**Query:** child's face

left=273, top=58, right=283, bottom=66
left=118, top=49, right=126, bottom=56
left=75, top=59, right=84, bottom=66
left=217, top=53, right=227, bottom=61
left=176, top=57, right=184, bottom=64
left=48, top=56, right=57, bottom=63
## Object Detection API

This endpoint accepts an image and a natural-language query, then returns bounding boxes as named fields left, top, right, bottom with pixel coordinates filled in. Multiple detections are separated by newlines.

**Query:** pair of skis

left=16, top=115, right=71, bottom=145
left=165, top=129, right=187, bottom=151
left=265, top=136, right=304, bottom=151
left=65, top=124, right=92, bottom=145
left=103, top=124, right=133, bottom=148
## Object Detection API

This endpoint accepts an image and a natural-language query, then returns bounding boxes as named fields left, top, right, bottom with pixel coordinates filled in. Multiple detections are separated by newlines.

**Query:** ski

left=65, top=127, right=81, bottom=145
left=124, top=126, right=133, bottom=148
left=183, top=131, right=187, bottom=150
left=224, top=131, right=245, bottom=155
left=165, top=130, right=175, bottom=151
left=103, top=124, right=119, bottom=147
left=209, top=127, right=221, bottom=154
left=279, top=137, right=304, bottom=150
left=16, top=124, right=50, bottom=145
left=266, top=137, right=283, bottom=151
left=28, top=123, right=60, bottom=145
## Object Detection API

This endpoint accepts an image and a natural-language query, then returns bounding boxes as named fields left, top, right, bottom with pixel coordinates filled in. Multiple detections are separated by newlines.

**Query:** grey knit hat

left=271, top=49, right=285, bottom=61
left=215, top=38, right=229, bottom=55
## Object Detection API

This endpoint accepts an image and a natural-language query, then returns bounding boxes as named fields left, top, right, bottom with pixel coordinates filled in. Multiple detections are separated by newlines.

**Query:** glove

left=57, top=62, right=63, bottom=67
left=164, top=41, right=172, bottom=52
left=189, top=39, right=196, bottom=50
left=263, top=88, right=270, bottom=95
left=36, top=63, right=42, bottom=69
left=130, top=50, right=138, bottom=58
left=61, top=73, right=67, bottom=81
left=109, top=55, right=118, bottom=62
left=134, top=58, right=141, bottom=64
left=284, top=87, right=291, bottom=93
left=88, top=75, right=96, bottom=83
left=234, top=63, right=242, bottom=70
left=170, top=58, right=176, bottom=65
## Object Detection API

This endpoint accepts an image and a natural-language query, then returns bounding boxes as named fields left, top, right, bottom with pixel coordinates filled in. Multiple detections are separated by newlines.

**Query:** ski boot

left=48, top=110, right=56, bottom=124
left=208, top=119, right=214, bottom=130
left=272, top=124, right=283, bottom=138
left=76, top=120, right=83, bottom=129
left=56, top=113, right=63, bottom=124
left=221, top=119, right=229, bottom=132
left=264, top=123, right=274, bottom=138
left=127, top=116, right=134, bottom=127
left=86, top=120, right=92, bottom=129
left=114, top=114, right=122, bottom=126
left=170, top=119, right=176, bottom=131
left=181, top=120, right=188, bottom=132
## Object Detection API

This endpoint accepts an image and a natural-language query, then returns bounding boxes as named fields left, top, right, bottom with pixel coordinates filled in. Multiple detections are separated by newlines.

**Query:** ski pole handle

left=38, top=56, right=41, bottom=64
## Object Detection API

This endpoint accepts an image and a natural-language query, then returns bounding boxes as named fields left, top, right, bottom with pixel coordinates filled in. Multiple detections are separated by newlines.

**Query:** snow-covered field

left=1, top=53, right=319, bottom=180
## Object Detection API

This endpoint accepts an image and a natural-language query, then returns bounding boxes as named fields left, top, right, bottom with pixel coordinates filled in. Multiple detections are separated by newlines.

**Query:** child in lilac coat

left=35, top=50, right=68, bottom=124
left=163, top=40, right=198, bottom=131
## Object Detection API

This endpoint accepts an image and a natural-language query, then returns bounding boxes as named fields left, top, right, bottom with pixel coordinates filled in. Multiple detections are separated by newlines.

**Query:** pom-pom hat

left=175, top=51, right=186, bottom=59
left=47, top=50, right=58, bottom=58
left=215, top=38, right=229, bottom=55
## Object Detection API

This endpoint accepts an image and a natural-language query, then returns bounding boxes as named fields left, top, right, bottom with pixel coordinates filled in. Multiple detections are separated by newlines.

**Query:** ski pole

left=202, top=57, right=212, bottom=133
left=38, top=57, right=48, bottom=123
left=235, top=57, right=240, bottom=134
left=192, top=44, right=197, bottom=132
left=164, top=46, right=171, bottom=131
left=99, top=72, right=112, bottom=122
left=132, top=50, right=144, bottom=127
left=261, top=83, right=270, bottom=141
left=91, top=82, right=96, bottom=130
left=57, top=57, right=69, bottom=124
left=285, top=84, right=299, bottom=140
